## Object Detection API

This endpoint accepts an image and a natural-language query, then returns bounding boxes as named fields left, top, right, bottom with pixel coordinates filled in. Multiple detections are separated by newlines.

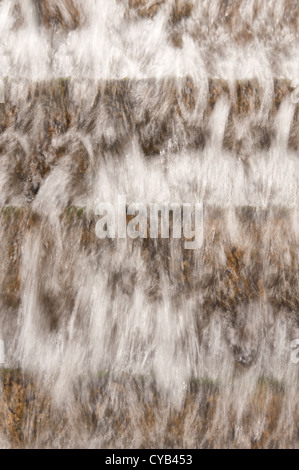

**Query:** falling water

left=0, top=0, right=299, bottom=448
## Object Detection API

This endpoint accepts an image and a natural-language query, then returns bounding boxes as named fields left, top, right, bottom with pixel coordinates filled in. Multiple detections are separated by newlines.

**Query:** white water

left=0, top=0, right=298, bottom=448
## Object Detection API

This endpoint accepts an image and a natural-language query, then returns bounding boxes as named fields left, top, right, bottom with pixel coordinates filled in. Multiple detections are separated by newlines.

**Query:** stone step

left=0, top=205, right=298, bottom=318
left=0, top=369, right=296, bottom=448
left=0, top=78, right=297, bottom=203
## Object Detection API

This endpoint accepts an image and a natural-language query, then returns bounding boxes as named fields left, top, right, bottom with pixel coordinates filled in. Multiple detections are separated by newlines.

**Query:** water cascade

left=0, top=0, right=299, bottom=448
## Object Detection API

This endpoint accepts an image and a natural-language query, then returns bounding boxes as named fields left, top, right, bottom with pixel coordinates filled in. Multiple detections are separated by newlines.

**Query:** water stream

left=0, top=0, right=299, bottom=448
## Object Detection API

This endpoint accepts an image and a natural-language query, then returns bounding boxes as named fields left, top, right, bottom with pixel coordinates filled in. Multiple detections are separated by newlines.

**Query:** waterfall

left=0, top=0, right=299, bottom=449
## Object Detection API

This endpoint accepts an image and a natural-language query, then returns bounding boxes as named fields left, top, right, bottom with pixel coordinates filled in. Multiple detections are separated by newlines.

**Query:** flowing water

left=0, top=0, right=299, bottom=448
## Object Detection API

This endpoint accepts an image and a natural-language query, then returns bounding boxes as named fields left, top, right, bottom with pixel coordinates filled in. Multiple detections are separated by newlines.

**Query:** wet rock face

left=0, top=370, right=296, bottom=449
left=0, top=76, right=299, bottom=447
left=0, top=206, right=298, bottom=326
left=0, top=77, right=295, bottom=205
left=34, top=0, right=81, bottom=30
left=2, top=1, right=299, bottom=80
left=1, top=0, right=299, bottom=450
left=127, top=0, right=166, bottom=19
